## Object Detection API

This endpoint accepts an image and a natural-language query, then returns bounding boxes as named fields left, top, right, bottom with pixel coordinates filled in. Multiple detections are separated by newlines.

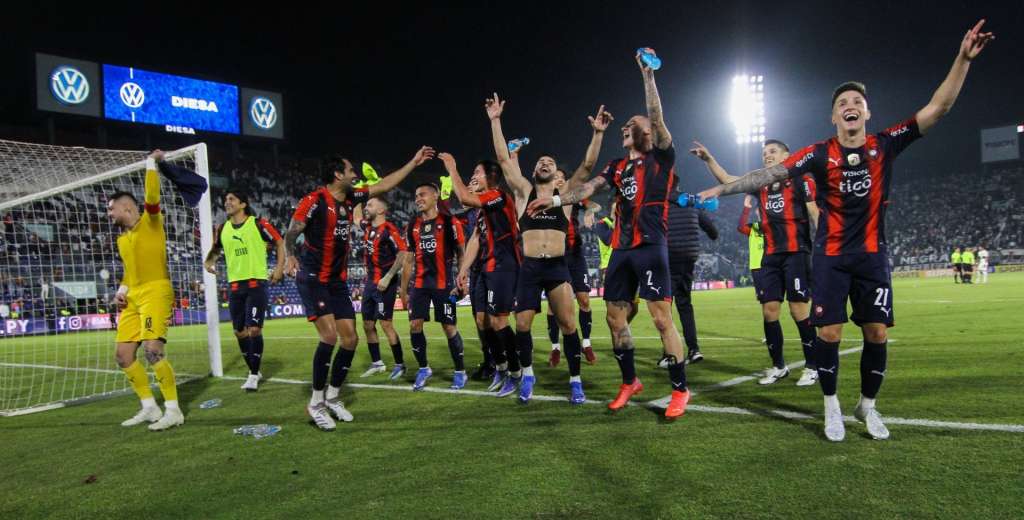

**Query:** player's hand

left=203, top=259, right=217, bottom=275
left=284, top=256, right=298, bottom=277
left=582, top=210, right=596, bottom=229
left=270, top=268, right=284, bottom=284
left=438, top=152, right=457, bottom=174
left=113, top=292, right=128, bottom=309
left=376, top=278, right=389, bottom=292
left=412, top=146, right=436, bottom=166
left=149, top=149, right=165, bottom=162
left=399, top=289, right=408, bottom=310
left=698, top=185, right=724, bottom=202
left=485, top=92, right=505, bottom=120
left=456, top=271, right=469, bottom=293
left=526, top=196, right=555, bottom=217
left=743, top=195, right=754, bottom=209
left=960, top=19, right=995, bottom=61
left=588, top=105, right=614, bottom=133
left=635, top=48, right=656, bottom=75
left=689, top=141, right=713, bottom=162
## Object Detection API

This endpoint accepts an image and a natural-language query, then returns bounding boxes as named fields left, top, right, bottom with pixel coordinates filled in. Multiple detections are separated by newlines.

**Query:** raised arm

left=568, top=105, right=614, bottom=189
left=690, top=141, right=740, bottom=184
left=916, top=20, right=994, bottom=135
left=637, top=51, right=672, bottom=150
left=439, top=153, right=482, bottom=208
left=486, top=93, right=532, bottom=197
left=367, top=146, right=436, bottom=197
left=144, top=151, right=163, bottom=213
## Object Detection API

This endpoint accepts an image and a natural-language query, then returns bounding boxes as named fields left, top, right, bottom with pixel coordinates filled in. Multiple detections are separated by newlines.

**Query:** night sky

left=2, top=1, right=1021, bottom=192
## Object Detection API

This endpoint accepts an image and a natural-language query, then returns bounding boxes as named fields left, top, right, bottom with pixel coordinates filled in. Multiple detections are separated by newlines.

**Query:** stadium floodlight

left=730, top=74, right=766, bottom=145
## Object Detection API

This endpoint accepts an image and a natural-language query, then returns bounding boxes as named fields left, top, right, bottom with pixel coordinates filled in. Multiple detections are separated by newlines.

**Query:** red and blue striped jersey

left=599, top=145, right=678, bottom=250
left=782, top=117, right=921, bottom=256
left=405, top=213, right=466, bottom=289
left=477, top=189, right=521, bottom=272
left=292, top=186, right=369, bottom=282
left=754, top=176, right=816, bottom=255
left=362, top=220, right=407, bottom=285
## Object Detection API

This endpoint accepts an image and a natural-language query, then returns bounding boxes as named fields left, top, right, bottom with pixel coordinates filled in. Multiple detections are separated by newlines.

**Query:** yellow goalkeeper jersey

left=117, top=167, right=170, bottom=287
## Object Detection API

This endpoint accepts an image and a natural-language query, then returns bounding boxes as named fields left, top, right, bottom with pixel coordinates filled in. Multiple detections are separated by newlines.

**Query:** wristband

left=552, top=195, right=562, bottom=207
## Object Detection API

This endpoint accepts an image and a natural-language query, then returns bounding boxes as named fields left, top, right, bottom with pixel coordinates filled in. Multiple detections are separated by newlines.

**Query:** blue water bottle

left=637, top=47, right=662, bottom=71
left=676, top=192, right=719, bottom=212
left=507, top=137, right=530, bottom=153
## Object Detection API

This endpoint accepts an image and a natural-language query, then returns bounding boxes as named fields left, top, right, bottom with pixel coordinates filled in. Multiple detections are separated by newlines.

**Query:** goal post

left=0, top=140, right=221, bottom=416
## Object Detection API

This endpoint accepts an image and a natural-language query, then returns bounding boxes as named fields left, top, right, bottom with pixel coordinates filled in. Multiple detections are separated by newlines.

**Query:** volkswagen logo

left=49, top=66, right=90, bottom=105
left=250, top=97, right=278, bottom=130
left=119, top=82, right=145, bottom=108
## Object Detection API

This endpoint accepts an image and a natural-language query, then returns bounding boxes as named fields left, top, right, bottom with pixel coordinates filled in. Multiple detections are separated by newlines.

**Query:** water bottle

left=199, top=398, right=222, bottom=409
left=507, top=138, right=530, bottom=154
left=676, top=192, right=719, bottom=212
left=637, top=47, right=662, bottom=71
left=252, top=425, right=282, bottom=440
left=233, top=425, right=256, bottom=435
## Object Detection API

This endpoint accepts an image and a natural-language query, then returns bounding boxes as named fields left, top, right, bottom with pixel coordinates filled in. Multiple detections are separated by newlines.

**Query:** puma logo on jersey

left=828, top=158, right=842, bottom=167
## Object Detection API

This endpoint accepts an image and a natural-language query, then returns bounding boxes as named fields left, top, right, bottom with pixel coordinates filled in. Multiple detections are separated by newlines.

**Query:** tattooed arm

left=697, top=164, right=789, bottom=201
left=525, top=176, right=609, bottom=216
left=637, top=54, right=672, bottom=150
left=283, top=219, right=306, bottom=276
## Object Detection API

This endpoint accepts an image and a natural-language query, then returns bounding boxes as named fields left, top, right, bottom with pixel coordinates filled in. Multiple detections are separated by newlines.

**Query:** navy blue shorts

left=478, top=270, right=517, bottom=315
left=361, top=278, right=399, bottom=321
left=296, top=276, right=355, bottom=321
left=811, top=252, right=893, bottom=327
left=567, top=250, right=592, bottom=294
left=228, top=279, right=268, bottom=331
left=409, top=287, right=457, bottom=325
left=469, top=269, right=485, bottom=314
left=516, top=257, right=571, bottom=312
left=758, top=252, right=811, bottom=304
left=604, top=244, right=672, bottom=302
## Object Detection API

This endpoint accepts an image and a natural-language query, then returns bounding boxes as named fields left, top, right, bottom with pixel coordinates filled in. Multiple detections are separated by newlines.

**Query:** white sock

left=454, top=370, right=466, bottom=375
left=309, top=390, right=324, bottom=407
left=140, top=397, right=157, bottom=409
left=582, top=338, right=591, bottom=348
left=551, top=344, right=561, bottom=351
left=859, top=395, right=876, bottom=409
left=569, top=375, right=582, bottom=383
left=164, top=400, right=179, bottom=411
left=523, top=366, right=534, bottom=377
left=325, top=385, right=341, bottom=401
left=824, top=394, right=841, bottom=414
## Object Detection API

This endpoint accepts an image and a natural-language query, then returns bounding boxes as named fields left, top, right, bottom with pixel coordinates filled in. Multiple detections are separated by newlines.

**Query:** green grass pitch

left=2, top=274, right=1022, bottom=518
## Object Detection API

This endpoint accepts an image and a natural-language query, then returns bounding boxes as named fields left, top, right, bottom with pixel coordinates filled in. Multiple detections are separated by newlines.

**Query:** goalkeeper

left=106, top=150, right=195, bottom=431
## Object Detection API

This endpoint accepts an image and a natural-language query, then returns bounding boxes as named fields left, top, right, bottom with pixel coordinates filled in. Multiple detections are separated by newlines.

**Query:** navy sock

left=612, top=348, right=636, bottom=384
left=411, top=332, right=428, bottom=368
left=447, top=333, right=465, bottom=371
left=367, top=342, right=381, bottom=363
left=563, top=331, right=582, bottom=377
left=237, top=336, right=253, bottom=372
left=816, top=338, right=841, bottom=396
left=329, top=347, right=356, bottom=388
left=579, top=310, right=592, bottom=341
left=477, top=328, right=493, bottom=366
left=860, top=340, right=888, bottom=399
left=312, top=341, right=334, bottom=391
left=795, top=318, right=816, bottom=369
left=390, top=340, right=404, bottom=365
left=516, top=330, right=534, bottom=368
left=668, top=359, right=687, bottom=392
left=764, top=320, right=785, bottom=368
left=546, top=314, right=559, bottom=345
left=250, top=334, right=264, bottom=374
left=485, top=329, right=506, bottom=366
left=499, top=327, right=520, bottom=372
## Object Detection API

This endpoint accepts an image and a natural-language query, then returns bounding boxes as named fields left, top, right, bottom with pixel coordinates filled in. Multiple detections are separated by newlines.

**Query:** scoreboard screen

left=102, top=65, right=240, bottom=134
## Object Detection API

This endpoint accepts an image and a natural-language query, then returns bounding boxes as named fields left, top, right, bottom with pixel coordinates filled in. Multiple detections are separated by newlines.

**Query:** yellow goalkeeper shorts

left=116, top=281, right=174, bottom=343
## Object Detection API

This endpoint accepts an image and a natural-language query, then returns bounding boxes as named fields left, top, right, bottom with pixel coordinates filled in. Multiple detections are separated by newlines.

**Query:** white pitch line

left=259, top=335, right=809, bottom=343
left=689, top=346, right=866, bottom=396
left=218, top=375, right=1024, bottom=434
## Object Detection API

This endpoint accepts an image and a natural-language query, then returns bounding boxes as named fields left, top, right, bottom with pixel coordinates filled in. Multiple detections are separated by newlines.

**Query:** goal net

left=0, top=140, right=221, bottom=416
